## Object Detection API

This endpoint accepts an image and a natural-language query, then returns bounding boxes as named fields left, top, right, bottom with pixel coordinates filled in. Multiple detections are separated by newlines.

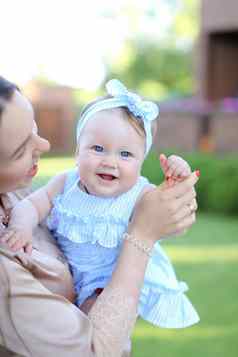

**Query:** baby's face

left=76, top=109, right=145, bottom=197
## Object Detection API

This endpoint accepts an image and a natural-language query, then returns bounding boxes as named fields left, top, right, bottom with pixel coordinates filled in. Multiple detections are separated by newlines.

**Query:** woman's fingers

left=171, top=198, right=197, bottom=223
left=176, top=189, right=197, bottom=212
left=190, top=198, right=198, bottom=212
left=168, top=212, right=196, bottom=236
left=165, top=171, right=199, bottom=200
left=162, top=187, right=196, bottom=217
left=161, top=194, right=197, bottom=239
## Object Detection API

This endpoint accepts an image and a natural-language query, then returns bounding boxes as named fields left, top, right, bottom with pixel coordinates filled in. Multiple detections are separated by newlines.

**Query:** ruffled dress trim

left=138, top=242, right=200, bottom=328
left=47, top=195, right=126, bottom=248
left=47, top=170, right=150, bottom=248
left=139, top=281, right=199, bottom=328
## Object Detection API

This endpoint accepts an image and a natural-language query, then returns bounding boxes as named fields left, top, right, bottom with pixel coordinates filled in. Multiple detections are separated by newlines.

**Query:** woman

left=0, top=76, right=199, bottom=357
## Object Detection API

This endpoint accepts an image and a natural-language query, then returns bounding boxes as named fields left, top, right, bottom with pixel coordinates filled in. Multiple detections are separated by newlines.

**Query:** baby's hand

left=160, top=153, right=192, bottom=187
left=0, top=226, right=33, bottom=255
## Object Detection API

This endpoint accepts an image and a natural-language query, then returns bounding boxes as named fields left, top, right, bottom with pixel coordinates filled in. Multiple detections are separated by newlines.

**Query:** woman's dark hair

left=0, top=76, right=19, bottom=124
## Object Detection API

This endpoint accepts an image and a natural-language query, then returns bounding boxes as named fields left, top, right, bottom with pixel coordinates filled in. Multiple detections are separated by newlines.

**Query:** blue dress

left=47, top=169, right=199, bottom=328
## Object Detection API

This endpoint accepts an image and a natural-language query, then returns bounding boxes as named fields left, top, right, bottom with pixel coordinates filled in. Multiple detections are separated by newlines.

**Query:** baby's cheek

left=122, top=162, right=139, bottom=188
left=81, top=155, right=95, bottom=170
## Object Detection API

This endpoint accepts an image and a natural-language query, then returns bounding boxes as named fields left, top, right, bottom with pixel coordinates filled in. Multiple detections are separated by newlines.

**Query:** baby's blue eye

left=93, top=145, right=104, bottom=152
left=120, top=151, right=132, bottom=158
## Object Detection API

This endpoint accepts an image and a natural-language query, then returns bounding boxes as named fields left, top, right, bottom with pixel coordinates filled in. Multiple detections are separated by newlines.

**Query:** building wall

left=153, top=113, right=200, bottom=152
left=198, top=0, right=238, bottom=100
left=24, top=82, right=76, bottom=154
left=202, top=0, right=238, bottom=32
left=153, top=112, right=238, bottom=153
left=212, top=113, right=238, bottom=152
left=34, top=105, right=76, bottom=154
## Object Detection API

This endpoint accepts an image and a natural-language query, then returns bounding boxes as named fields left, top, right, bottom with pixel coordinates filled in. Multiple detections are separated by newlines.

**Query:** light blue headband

left=76, top=79, right=159, bottom=155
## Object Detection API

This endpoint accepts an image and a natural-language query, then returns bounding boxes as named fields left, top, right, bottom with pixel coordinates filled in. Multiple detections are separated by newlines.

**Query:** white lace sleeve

left=88, top=287, right=137, bottom=357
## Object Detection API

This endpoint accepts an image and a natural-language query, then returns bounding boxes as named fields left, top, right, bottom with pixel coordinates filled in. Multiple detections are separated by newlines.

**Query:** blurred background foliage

left=105, top=41, right=194, bottom=98
left=73, top=0, right=200, bottom=108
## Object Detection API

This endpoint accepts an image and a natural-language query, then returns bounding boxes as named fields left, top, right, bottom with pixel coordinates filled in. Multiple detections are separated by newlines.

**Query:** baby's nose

left=101, top=155, right=117, bottom=169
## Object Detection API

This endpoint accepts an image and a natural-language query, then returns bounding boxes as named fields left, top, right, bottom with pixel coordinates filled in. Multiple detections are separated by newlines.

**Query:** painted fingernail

left=195, top=170, right=200, bottom=177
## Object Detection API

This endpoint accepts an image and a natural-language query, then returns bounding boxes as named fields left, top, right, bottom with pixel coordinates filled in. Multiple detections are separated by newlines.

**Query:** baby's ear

left=75, top=145, right=80, bottom=163
left=151, top=120, right=158, bottom=141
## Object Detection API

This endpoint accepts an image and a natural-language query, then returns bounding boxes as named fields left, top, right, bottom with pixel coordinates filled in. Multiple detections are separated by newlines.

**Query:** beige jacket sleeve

left=0, top=247, right=95, bottom=357
left=0, top=247, right=132, bottom=357
left=0, top=191, right=132, bottom=357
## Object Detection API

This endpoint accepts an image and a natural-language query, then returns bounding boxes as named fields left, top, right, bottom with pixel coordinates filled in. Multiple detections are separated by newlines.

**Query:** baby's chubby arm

left=0, top=173, right=67, bottom=254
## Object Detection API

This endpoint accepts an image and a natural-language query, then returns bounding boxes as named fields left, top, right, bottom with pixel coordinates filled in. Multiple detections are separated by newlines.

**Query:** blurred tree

left=105, top=39, right=194, bottom=99
left=103, top=0, right=199, bottom=99
left=172, top=0, right=200, bottom=47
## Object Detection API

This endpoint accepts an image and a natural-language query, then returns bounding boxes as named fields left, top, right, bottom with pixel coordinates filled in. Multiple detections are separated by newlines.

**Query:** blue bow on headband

left=77, top=79, right=159, bottom=155
left=106, top=79, right=159, bottom=122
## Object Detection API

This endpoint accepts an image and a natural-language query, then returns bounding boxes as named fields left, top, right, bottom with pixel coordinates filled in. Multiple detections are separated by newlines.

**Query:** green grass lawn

left=35, top=157, right=238, bottom=357
left=132, top=213, right=238, bottom=357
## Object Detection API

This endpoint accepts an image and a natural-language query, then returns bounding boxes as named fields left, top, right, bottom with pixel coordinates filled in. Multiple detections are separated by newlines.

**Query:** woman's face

left=0, top=90, right=50, bottom=193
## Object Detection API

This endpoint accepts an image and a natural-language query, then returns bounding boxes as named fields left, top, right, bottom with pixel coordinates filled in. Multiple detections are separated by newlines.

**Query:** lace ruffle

left=47, top=196, right=126, bottom=248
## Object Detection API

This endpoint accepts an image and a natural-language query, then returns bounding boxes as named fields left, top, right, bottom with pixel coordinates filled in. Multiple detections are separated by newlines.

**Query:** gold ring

left=188, top=203, right=194, bottom=215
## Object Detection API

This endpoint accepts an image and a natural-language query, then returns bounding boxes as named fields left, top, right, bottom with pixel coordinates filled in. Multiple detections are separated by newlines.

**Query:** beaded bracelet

left=123, top=232, right=153, bottom=257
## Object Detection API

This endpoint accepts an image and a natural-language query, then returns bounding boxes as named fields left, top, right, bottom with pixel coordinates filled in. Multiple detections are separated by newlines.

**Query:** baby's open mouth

left=97, top=173, right=117, bottom=181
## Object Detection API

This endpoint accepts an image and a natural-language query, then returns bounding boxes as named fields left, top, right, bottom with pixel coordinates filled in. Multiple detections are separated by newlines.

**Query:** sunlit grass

left=132, top=212, right=238, bottom=357
left=37, top=156, right=75, bottom=176
left=164, top=246, right=238, bottom=263
left=35, top=156, right=238, bottom=357
left=134, top=323, right=238, bottom=339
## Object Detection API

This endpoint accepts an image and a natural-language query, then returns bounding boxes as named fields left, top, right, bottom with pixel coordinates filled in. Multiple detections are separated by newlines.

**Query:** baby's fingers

left=25, top=242, right=33, bottom=255
left=0, top=229, right=16, bottom=243
left=166, top=163, right=184, bottom=178
left=10, top=237, right=27, bottom=252
left=6, top=234, right=21, bottom=249
left=173, top=164, right=191, bottom=178
left=166, top=155, right=190, bottom=177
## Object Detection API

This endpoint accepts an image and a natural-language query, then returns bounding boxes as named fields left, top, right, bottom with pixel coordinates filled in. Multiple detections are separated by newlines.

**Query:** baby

left=1, top=79, right=199, bottom=328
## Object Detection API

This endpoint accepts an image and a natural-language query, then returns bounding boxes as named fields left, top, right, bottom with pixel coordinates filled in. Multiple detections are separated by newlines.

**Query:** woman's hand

left=129, top=171, right=199, bottom=243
